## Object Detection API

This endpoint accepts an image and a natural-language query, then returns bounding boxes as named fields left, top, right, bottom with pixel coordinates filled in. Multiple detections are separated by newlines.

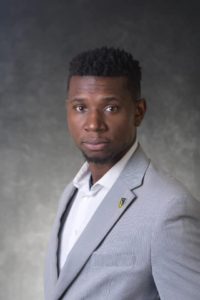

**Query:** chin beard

left=81, top=151, right=117, bottom=165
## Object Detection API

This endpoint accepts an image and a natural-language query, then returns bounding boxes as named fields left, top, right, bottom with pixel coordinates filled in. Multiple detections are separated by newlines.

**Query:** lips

left=82, top=139, right=110, bottom=151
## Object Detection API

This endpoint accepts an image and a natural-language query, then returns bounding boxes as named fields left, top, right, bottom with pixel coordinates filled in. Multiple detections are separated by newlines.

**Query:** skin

left=66, top=76, right=146, bottom=183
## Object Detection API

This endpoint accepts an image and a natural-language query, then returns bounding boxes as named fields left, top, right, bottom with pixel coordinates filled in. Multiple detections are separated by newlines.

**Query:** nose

left=84, top=110, right=107, bottom=132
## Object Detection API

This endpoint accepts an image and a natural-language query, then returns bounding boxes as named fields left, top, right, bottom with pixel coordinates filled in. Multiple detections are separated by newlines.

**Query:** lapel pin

left=118, top=198, right=126, bottom=208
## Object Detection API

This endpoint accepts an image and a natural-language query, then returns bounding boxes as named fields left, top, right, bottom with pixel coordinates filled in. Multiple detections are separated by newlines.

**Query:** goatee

left=81, top=151, right=117, bottom=165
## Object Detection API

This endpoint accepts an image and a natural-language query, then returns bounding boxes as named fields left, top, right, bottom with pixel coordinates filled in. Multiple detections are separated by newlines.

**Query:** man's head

left=66, top=47, right=146, bottom=169
left=67, top=47, right=141, bottom=99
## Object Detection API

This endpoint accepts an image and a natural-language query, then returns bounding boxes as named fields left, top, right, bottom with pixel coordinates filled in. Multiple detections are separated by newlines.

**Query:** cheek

left=68, top=124, right=80, bottom=137
left=67, top=112, right=85, bottom=128
left=67, top=116, right=81, bottom=138
left=114, top=126, right=136, bottom=142
left=109, top=117, right=136, bottom=137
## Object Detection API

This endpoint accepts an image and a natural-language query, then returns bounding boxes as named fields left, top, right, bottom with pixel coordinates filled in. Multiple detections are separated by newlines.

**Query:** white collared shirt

left=59, top=139, right=138, bottom=270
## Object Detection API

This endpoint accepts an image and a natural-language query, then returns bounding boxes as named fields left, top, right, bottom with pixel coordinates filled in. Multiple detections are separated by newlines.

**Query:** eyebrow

left=68, top=96, right=121, bottom=103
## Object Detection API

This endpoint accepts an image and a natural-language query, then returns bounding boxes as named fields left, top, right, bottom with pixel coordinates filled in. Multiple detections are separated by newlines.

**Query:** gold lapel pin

left=118, top=198, right=126, bottom=208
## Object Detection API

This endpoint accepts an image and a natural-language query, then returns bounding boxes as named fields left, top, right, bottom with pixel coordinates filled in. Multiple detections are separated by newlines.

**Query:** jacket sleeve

left=151, top=195, right=200, bottom=300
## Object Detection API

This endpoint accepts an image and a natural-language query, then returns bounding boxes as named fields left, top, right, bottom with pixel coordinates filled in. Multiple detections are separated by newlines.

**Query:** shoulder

left=144, top=161, right=198, bottom=204
left=134, top=160, right=200, bottom=226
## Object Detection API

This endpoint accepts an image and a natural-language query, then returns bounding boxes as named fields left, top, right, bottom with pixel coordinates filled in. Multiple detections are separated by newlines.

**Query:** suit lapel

left=45, top=182, right=77, bottom=298
left=54, top=146, right=150, bottom=299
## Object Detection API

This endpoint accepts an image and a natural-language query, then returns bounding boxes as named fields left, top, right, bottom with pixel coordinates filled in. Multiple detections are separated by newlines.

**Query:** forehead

left=67, top=76, right=131, bottom=97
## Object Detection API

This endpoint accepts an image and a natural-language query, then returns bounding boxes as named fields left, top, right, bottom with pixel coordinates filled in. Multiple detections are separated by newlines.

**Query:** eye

left=73, top=104, right=86, bottom=112
left=105, top=105, right=119, bottom=112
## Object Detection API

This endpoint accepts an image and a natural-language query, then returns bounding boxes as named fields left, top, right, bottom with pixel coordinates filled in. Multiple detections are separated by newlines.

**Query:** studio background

left=0, top=0, right=199, bottom=299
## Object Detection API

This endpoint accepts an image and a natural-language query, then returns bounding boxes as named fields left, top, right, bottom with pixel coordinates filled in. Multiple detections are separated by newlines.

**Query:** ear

left=134, top=98, right=146, bottom=127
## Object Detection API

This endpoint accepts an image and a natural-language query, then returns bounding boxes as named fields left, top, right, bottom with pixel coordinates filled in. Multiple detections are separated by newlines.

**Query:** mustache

left=81, top=138, right=110, bottom=144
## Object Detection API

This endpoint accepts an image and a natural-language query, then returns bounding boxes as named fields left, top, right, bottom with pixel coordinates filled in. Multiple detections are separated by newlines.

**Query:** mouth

left=82, top=139, right=110, bottom=151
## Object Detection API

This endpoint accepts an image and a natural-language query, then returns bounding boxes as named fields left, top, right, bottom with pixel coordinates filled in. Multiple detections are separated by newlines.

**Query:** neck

left=88, top=162, right=114, bottom=184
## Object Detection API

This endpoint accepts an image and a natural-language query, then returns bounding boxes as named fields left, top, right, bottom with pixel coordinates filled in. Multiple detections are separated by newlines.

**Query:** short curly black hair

left=67, top=47, right=141, bottom=98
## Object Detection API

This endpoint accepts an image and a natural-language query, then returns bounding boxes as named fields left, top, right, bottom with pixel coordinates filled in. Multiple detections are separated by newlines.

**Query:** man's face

left=67, top=76, right=145, bottom=165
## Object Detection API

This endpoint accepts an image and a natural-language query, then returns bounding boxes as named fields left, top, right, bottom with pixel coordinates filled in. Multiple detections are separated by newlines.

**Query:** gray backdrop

left=0, top=0, right=199, bottom=299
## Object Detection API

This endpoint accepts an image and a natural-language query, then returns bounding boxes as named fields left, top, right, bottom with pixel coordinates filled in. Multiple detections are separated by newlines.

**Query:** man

left=44, top=47, right=200, bottom=300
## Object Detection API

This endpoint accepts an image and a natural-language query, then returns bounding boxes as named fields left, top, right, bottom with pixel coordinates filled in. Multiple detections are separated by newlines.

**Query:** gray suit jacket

left=44, top=146, right=200, bottom=300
